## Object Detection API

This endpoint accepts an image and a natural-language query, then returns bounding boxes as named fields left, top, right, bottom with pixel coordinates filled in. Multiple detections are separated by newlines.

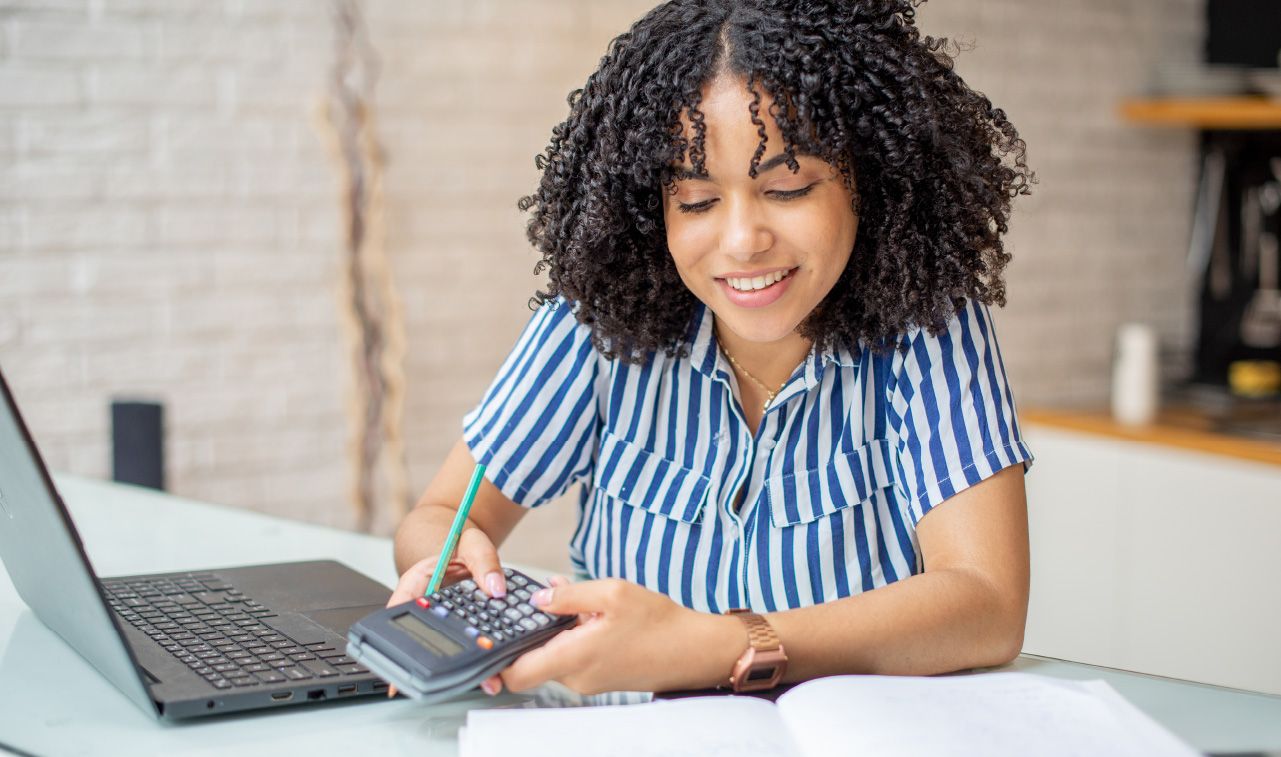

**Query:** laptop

left=0, top=366, right=394, bottom=719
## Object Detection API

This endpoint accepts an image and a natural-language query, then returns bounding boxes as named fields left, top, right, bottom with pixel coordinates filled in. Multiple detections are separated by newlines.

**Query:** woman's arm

left=756, top=463, right=1030, bottom=681
left=497, top=464, right=1029, bottom=694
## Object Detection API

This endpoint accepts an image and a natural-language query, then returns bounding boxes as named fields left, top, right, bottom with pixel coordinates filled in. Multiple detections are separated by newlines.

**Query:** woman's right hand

left=387, top=526, right=509, bottom=606
left=384, top=527, right=509, bottom=696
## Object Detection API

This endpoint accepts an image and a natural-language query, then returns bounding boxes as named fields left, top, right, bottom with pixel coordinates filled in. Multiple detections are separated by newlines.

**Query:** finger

left=499, top=624, right=592, bottom=692
left=479, top=674, right=502, bottom=696
left=456, top=527, right=507, bottom=598
left=388, top=555, right=467, bottom=606
left=387, top=684, right=397, bottom=698
left=529, top=577, right=627, bottom=617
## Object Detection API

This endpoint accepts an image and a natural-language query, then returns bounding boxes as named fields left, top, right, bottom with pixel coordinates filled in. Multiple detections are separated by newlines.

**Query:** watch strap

left=728, top=608, right=782, bottom=652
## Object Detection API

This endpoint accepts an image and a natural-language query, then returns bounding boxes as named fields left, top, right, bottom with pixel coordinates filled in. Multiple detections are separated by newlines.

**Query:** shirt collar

left=686, top=301, right=862, bottom=386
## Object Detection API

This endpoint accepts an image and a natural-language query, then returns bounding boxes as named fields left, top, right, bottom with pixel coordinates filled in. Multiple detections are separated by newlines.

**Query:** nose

left=718, top=196, right=773, bottom=262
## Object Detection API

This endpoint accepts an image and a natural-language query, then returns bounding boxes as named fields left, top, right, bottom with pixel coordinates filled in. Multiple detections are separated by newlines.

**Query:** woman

left=391, top=0, right=1035, bottom=697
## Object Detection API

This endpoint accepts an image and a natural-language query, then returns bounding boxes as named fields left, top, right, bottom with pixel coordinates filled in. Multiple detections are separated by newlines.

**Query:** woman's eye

left=769, top=183, right=817, bottom=200
left=677, top=199, right=716, bottom=214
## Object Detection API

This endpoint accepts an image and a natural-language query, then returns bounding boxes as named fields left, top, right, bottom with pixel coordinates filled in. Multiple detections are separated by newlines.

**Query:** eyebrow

left=672, top=152, right=798, bottom=182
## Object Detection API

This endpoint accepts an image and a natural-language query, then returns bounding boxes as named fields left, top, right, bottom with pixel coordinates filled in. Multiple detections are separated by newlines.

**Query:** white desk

left=2, top=476, right=1280, bottom=756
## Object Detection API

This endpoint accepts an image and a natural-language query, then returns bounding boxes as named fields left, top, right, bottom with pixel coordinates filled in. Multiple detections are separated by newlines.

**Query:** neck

left=714, top=319, right=814, bottom=392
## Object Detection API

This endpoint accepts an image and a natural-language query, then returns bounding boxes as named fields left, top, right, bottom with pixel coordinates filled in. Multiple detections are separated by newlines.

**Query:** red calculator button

left=415, top=597, right=430, bottom=609
left=476, top=636, right=493, bottom=650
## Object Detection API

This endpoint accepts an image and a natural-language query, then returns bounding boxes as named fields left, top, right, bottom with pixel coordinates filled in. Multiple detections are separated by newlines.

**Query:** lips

left=716, top=267, right=796, bottom=308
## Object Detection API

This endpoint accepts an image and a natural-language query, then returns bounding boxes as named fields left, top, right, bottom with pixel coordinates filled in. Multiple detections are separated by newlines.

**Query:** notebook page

left=773, top=673, right=1197, bottom=757
left=462, top=696, right=801, bottom=757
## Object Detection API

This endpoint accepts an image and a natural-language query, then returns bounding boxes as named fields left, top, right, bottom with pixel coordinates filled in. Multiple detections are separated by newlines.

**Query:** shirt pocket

left=592, top=429, right=711, bottom=524
left=767, top=439, right=894, bottom=528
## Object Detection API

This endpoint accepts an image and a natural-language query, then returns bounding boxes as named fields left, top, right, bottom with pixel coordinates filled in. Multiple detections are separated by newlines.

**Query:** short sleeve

left=462, top=299, right=601, bottom=508
left=886, top=299, right=1034, bottom=524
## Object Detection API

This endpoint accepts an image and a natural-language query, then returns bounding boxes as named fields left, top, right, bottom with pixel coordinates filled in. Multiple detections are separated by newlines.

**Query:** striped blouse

left=463, top=298, right=1033, bottom=613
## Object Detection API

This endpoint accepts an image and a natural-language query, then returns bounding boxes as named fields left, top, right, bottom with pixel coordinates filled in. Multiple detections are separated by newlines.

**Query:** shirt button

left=759, top=439, right=775, bottom=451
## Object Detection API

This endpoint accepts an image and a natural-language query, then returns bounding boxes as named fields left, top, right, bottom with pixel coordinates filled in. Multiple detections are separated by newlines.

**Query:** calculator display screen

left=392, top=612, right=464, bottom=657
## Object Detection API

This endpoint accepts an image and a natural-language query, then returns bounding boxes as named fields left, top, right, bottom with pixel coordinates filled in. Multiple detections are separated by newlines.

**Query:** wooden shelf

left=1022, top=406, right=1281, bottom=468
left=1119, top=97, right=1281, bottom=129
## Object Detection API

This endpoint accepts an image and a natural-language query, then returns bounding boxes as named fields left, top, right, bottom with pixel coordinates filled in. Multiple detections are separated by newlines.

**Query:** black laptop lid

left=0, top=365, right=157, bottom=716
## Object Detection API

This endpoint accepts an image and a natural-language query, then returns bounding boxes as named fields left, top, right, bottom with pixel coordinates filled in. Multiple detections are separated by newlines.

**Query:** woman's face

left=662, top=74, right=859, bottom=346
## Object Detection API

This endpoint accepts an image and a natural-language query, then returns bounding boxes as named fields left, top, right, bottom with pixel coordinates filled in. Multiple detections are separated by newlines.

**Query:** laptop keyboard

left=101, top=572, right=370, bottom=690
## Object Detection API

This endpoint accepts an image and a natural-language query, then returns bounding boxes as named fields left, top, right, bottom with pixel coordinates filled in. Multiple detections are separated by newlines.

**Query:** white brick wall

left=0, top=0, right=1203, bottom=574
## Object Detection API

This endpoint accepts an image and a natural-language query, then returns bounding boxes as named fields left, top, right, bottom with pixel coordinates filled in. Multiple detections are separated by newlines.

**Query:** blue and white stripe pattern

left=463, top=298, right=1033, bottom=613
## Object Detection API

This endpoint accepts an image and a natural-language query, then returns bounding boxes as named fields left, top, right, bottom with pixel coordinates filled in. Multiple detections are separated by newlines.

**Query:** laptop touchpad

left=302, top=605, right=385, bottom=639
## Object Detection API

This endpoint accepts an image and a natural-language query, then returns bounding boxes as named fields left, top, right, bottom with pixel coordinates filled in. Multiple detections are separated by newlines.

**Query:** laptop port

left=306, top=689, right=326, bottom=701
left=337, top=684, right=357, bottom=696
left=271, top=691, right=294, bottom=702
left=372, top=681, right=388, bottom=692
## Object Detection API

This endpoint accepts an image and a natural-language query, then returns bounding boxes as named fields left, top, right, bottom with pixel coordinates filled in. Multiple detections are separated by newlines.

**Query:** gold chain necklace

left=721, top=348, right=787, bottom=412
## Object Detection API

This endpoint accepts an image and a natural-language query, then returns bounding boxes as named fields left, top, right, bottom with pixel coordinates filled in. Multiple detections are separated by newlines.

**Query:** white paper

left=774, top=673, right=1197, bottom=757
left=462, top=696, right=799, bottom=757
left=461, top=673, right=1198, bottom=757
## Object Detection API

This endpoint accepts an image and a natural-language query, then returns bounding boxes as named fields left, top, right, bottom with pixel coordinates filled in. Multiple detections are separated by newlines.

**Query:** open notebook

left=461, top=673, right=1196, bottom=757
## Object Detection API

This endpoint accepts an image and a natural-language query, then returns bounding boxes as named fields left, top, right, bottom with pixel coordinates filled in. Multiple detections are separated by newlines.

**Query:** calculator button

left=502, top=608, right=522, bottom=622
left=514, top=587, right=531, bottom=601
left=432, top=605, right=449, bottom=618
left=504, top=595, right=521, bottom=607
left=471, top=589, right=488, bottom=602
left=440, top=599, right=454, bottom=610
left=415, top=597, right=429, bottom=609
left=491, top=630, right=506, bottom=642
left=458, top=579, right=477, bottom=592
left=486, top=599, right=506, bottom=613
left=517, top=603, right=535, bottom=616
left=509, top=574, right=528, bottom=587
left=476, top=636, right=493, bottom=650
left=464, top=626, right=479, bottom=637
left=518, top=618, right=538, bottom=631
left=503, top=568, right=514, bottom=577
left=466, top=614, right=481, bottom=626
left=452, top=607, right=467, bottom=618
left=531, top=613, right=551, bottom=626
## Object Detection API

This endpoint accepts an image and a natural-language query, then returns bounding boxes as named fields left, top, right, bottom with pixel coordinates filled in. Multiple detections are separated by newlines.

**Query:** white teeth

left=727, top=269, right=790, bottom=292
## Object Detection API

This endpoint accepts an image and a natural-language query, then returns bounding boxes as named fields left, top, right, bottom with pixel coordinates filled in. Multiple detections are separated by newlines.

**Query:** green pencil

left=424, top=462, right=487, bottom=598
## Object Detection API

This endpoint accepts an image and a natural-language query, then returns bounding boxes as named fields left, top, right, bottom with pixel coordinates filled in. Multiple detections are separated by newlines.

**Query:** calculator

left=347, top=567, right=576, bottom=703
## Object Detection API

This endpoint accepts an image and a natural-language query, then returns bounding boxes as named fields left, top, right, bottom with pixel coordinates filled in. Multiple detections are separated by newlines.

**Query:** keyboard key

left=243, top=663, right=271, bottom=673
left=211, top=679, right=232, bottom=689
left=302, top=661, right=339, bottom=677
left=334, top=664, right=367, bottom=675
left=255, top=672, right=287, bottom=684
left=283, top=667, right=312, bottom=681
left=229, top=676, right=258, bottom=687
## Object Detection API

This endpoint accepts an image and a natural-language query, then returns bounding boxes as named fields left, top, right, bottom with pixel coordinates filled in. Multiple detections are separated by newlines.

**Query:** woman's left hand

left=487, top=576, right=730, bottom=696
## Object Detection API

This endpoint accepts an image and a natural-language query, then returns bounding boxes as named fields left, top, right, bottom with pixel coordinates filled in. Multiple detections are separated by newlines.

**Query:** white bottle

left=1111, top=322, right=1159, bottom=426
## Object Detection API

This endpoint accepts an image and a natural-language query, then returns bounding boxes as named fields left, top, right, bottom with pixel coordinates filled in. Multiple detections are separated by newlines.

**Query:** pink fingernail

left=531, top=588, right=552, bottom=607
left=486, top=572, right=506, bottom=598
left=481, top=679, right=498, bottom=696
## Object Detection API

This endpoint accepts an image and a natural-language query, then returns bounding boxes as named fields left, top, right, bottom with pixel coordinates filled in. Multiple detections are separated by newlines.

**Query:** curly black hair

left=518, top=0, right=1034, bottom=361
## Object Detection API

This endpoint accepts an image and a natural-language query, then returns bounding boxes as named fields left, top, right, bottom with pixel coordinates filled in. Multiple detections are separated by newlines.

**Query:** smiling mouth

left=721, top=268, right=797, bottom=292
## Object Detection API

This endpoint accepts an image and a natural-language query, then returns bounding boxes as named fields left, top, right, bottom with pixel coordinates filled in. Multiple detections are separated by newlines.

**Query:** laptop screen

left=0, top=366, right=157, bottom=716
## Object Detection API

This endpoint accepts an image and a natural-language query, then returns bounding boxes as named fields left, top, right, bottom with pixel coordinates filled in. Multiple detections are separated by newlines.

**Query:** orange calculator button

left=476, top=636, right=493, bottom=650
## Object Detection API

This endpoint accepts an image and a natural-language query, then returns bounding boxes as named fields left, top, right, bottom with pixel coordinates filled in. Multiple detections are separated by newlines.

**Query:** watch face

left=746, top=665, right=778, bottom=683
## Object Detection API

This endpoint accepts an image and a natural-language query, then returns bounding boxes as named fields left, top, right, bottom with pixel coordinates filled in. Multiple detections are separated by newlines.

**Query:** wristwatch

left=724, top=608, right=787, bottom=692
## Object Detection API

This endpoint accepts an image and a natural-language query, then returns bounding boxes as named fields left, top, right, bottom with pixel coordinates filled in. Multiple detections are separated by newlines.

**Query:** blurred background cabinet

left=1022, top=420, right=1281, bottom=695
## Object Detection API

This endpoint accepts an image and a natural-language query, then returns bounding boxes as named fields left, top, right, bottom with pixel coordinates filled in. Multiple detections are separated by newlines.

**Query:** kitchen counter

left=1021, top=405, right=1281, bottom=468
